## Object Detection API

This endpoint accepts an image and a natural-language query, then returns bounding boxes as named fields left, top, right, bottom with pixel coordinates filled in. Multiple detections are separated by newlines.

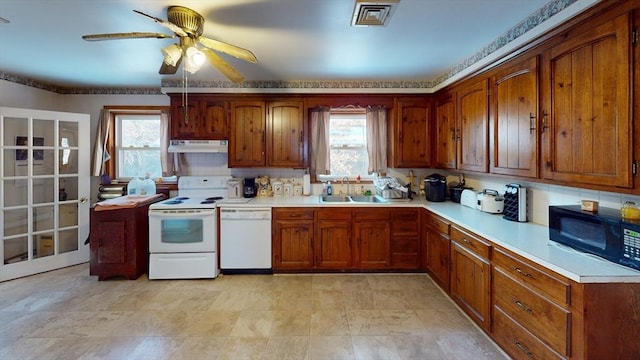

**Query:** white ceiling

left=0, top=0, right=586, bottom=89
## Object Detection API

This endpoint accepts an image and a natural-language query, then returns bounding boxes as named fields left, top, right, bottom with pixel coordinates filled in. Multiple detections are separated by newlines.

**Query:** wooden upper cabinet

left=267, top=100, right=306, bottom=168
left=169, top=95, right=228, bottom=140
left=434, top=92, right=457, bottom=169
left=391, top=97, right=431, bottom=168
left=541, top=13, right=632, bottom=188
left=457, top=79, right=489, bottom=173
left=229, top=100, right=266, bottom=167
left=490, top=56, right=539, bottom=178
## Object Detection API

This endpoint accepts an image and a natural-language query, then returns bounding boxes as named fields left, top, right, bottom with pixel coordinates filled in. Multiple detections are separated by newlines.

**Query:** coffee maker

left=243, top=177, right=256, bottom=198
left=425, top=173, right=447, bottom=202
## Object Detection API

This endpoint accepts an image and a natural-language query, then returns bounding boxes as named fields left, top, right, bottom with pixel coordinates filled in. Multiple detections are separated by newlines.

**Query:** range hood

left=167, top=139, right=228, bottom=153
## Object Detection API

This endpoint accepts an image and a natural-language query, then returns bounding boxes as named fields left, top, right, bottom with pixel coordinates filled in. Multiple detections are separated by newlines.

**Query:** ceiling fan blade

left=198, top=37, right=257, bottom=64
left=201, top=48, right=245, bottom=83
left=82, top=32, right=174, bottom=41
left=133, top=9, right=188, bottom=37
left=159, top=56, right=182, bottom=75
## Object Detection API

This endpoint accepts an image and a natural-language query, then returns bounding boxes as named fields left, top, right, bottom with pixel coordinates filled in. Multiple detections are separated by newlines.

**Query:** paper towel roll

left=303, top=174, right=311, bottom=195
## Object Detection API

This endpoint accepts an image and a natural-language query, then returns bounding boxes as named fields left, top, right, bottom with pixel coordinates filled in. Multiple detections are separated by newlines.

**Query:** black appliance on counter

left=549, top=205, right=640, bottom=271
left=425, top=173, right=447, bottom=202
left=243, top=177, right=256, bottom=198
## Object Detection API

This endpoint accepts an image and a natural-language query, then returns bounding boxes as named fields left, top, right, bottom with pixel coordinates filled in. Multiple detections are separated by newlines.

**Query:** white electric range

left=148, top=175, right=247, bottom=279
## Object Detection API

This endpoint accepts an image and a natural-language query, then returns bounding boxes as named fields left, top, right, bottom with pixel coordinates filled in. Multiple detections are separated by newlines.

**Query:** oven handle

left=148, top=209, right=216, bottom=218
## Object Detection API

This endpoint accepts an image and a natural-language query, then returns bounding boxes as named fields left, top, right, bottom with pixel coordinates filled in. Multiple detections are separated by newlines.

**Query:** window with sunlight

left=116, top=114, right=162, bottom=179
left=326, top=111, right=370, bottom=180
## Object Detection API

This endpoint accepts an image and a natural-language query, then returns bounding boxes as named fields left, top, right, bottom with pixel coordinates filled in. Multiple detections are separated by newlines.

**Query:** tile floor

left=0, top=264, right=508, bottom=360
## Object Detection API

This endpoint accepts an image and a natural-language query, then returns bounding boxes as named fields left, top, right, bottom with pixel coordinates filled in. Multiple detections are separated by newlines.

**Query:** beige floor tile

left=309, top=335, right=355, bottom=360
left=263, top=336, right=310, bottom=360
left=1, top=264, right=507, bottom=359
left=310, top=310, right=351, bottom=336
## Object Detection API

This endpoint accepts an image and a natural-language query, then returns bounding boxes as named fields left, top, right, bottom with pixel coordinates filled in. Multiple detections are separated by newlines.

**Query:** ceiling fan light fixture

left=184, top=46, right=206, bottom=73
left=161, top=44, right=182, bottom=66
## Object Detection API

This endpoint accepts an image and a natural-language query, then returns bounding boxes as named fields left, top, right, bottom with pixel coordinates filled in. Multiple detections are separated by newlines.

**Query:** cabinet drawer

left=450, top=225, right=491, bottom=260
left=425, top=212, right=450, bottom=235
left=354, top=208, right=390, bottom=220
left=391, top=236, right=419, bottom=253
left=391, top=208, right=419, bottom=220
left=493, top=306, right=565, bottom=360
left=494, top=247, right=570, bottom=305
left=493, top=267, right=570, bottom=356
left=317, top=208, right=351, bottom=220
left=392, top=221, right=418, bottom=234
left=274, top=208, right=314, bottom=220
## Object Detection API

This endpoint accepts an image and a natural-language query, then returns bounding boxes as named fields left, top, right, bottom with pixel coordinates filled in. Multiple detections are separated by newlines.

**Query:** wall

left=0, top=80, right=63, bottom=110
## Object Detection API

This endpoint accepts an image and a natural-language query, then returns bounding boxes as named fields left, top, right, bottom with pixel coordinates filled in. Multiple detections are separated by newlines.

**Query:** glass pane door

left=1, top=107, right=90, bottom=281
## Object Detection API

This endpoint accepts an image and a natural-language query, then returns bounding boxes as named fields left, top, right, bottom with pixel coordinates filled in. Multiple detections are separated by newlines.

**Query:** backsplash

left=177, top=153, right=640, bottom=227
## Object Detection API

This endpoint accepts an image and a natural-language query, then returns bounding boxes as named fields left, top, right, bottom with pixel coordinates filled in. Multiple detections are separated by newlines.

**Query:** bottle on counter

left=140, top=173, right=156, bottom=196
left=326, top=181, right=333, bottom=196
left=127, top=176, right=141, bottom=196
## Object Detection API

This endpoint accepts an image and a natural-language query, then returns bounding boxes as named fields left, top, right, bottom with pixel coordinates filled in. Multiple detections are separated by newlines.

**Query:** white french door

left=0, top=107, right=90, bottom=282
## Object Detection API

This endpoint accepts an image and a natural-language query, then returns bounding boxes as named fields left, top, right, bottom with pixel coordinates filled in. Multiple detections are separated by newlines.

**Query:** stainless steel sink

left=318, top=195, right=388, bottom=203
left=319, top=195, right=352, bottom=203
left=349, top=195, right=387, bottom=203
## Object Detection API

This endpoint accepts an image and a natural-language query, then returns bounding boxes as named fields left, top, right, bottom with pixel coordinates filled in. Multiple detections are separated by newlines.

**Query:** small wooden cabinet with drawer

left=450, top=225, right=492, bottom=331
left=422, top=209, right=451, bottom=291
left=492, top=247, right=571, bottom=359
left=272, top=208, right=315, bottom=270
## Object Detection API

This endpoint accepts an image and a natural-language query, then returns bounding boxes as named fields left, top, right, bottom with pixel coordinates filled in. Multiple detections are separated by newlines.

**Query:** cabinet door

left=267, top=100, right=306, bottom=167
left=354, top=221, right=390, bottom=269
left=457, top=79, right=489, bottom=172
left=315, top=220, right=352, bottom=268
left=229, top=101, right=266, bottom=167
left=450, top=241, right=491, bottom=331
left=490, top=56, right=539, bottom=178
left=170, top=96, right=199, bottom=139
left=391, top=97, right=431, bottom=168
left=434, top=93, right=457, bottom=169
left=272, top=220, right=314, bottom=269
left=426, top=228, right=450, bottom=292
left=541, top=13, right=631, bottom=188
left=200, top=99, right=228, bottom=139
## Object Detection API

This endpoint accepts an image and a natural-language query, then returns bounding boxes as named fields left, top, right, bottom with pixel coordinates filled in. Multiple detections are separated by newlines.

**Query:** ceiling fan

left=82, top=6, right=257, bottom=83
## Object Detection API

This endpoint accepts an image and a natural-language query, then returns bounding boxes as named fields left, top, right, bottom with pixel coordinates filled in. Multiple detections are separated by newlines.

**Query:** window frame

left=102, top=106, right=169, bottom=181
left=317, top=108, right=373, bottom=182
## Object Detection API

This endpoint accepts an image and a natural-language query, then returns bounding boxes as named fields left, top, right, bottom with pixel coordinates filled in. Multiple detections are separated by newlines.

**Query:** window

left=320, top=110, right=372, bottom=180
left=115, top=114, right=162, bottom=179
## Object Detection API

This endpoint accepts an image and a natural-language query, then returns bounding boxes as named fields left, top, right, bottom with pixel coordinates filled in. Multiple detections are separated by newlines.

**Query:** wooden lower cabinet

left=423, top=210, right=451, bottom=291
left=450, top=225, right=491, bottom=331
left=315, top=208, right=352, bottom=269
left=390, top=208, right=420, bottom=269
left=353, top=208, right=391, bottom=269
left=89, top=198, right=161, bottom=281
left=272, top=209, right=314, bottom=269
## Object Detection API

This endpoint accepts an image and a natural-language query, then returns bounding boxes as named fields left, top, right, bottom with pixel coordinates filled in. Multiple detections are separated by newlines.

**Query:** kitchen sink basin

left=319, top=195, right=352, bottom=203
left=349, top=195, right=387, bottom=203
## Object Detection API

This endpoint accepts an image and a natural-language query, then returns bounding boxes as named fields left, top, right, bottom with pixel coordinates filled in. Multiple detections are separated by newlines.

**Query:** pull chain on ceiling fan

left=82, top=6, right=257, bottom=83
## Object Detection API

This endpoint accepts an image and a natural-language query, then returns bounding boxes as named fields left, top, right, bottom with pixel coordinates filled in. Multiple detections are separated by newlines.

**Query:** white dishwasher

left=219, top=207, right=272, bottom=273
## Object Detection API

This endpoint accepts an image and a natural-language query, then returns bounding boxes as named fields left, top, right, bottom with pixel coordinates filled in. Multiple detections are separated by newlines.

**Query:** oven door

left=148, top=208, right=216, bottom=253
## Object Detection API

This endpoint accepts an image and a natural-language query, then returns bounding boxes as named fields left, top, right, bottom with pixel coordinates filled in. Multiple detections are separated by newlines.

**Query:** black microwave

left=549, top=205, right=640, bottom=271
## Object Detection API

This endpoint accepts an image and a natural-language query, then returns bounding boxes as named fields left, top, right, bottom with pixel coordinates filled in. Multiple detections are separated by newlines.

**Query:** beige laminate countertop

left=217, top=195, right=640, bottom=283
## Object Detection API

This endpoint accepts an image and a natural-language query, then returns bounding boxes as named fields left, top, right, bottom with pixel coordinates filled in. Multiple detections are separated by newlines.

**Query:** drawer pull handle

left=514, top=340, right=534, bottom=358
left=514, top=267, right=532, bottom=277
left=462, top=238, right=472, bottom=245
left=514, top=300, right=533, bottom=314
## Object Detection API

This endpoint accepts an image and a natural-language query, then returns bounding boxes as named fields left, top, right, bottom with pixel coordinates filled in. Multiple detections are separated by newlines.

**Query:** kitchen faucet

left=342, top=176, right=350, bottom=195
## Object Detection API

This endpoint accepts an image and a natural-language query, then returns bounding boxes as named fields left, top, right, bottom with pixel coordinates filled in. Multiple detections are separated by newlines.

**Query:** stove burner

left=163, top=199, right=183, bottom=205
left=205, top=196, right=224, bottom=201
left=200, top=200, right=217, bottom=204
left=175, top=197, right=190, bottom=200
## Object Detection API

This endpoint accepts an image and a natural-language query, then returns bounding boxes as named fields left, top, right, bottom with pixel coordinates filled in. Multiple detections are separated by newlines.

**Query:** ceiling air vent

left=351, top=0, right=399, bottom=27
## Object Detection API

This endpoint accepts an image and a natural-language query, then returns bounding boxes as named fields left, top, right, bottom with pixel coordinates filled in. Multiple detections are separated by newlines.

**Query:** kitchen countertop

left=218, top=195, right=640, bottom=283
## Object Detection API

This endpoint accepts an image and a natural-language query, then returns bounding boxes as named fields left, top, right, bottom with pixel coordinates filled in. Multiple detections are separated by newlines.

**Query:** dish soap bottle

left=326, top=181, right=333, bottom=196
